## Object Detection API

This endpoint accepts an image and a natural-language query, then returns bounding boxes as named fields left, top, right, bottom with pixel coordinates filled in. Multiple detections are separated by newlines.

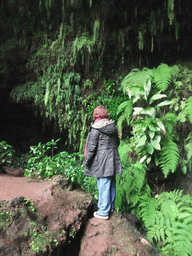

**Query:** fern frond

left=139, top=196, right=156, bottom=227
left=157, top=190, right=183, bottom=206
left=186, top=96, right=192, bottom=123
left=158, top=138, right=179, bottom=178
left=124, top=101, right=133, bottom=125
left=118, top=141, right=132, bottom=165
left=117, top=100, right=130, bottom=114
left=152, top=63, right=173, bottom=91
left=117, top=114, right=126, bottom=139
left=147, top=190, right=192, bottom=256
left=121, top=68, right=153, bottom=98
left=176, top=109, right=187, bottom=123
left=117, top=100, right=133, bottom=139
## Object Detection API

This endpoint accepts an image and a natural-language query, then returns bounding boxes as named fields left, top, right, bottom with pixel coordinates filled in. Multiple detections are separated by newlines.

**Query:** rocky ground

left=0, top=171, right=161, bottom=256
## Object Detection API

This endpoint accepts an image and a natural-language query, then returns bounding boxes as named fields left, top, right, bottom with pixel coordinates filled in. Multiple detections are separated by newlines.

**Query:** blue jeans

left=97, top=176, right=116, bottom=216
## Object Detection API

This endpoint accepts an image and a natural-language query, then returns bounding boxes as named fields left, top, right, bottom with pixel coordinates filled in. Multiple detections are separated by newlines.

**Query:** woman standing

left=84, top=106, right=122, bottom=219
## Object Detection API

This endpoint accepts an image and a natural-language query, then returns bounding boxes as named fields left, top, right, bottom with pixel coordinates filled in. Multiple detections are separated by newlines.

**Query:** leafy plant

left=118, top=63, right=180, bottom=177
left=24, top=139, right=60, bottom=178
left=139, top=190, right=192, bottom=256
left=24, top=199, right=35, bottom=212
left=28, top=221, right=59, bottom=253
left=23, top=139, right=98, bottom=196
left=116, top=62, right=192, bottom=256
left=0, top=141, right=15, bottom=166
left=115, top=161, right=150, bottom=213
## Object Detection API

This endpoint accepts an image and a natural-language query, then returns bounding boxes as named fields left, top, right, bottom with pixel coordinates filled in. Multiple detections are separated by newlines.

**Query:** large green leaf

left=140, top=107, right=156, bottom=117
left=151, top=135, right=161, bottom=150
left=138, top=135, right=147, bottom=147
left=149, top=92, right=167, bottom=105
left=146, top=143, right=154, bottom=154
left=133, top=107, right=143, bottom=115
left=148, top=123, right=158, bottom=131
left=148, top=130, right=155, bottom=139
left=156, top=119, right=166, bottom=134
left=155, top=100, right=173, bottom=108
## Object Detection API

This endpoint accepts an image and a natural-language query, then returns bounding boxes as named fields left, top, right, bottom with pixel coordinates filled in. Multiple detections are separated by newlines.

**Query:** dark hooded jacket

left=84, top=119, right=122, bottom=177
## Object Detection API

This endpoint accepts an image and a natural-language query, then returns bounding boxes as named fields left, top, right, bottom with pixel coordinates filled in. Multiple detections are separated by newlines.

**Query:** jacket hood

left=91, top=119, right=117, bottom=135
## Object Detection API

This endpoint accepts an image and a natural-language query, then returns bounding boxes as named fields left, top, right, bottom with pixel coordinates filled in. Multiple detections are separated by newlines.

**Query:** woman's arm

left=84, top=128, right=99, bottom=168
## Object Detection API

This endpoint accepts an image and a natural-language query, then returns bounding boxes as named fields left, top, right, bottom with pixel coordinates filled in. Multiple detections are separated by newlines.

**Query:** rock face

left=0, top=175, right=93, bottom=256
left=79, top=212, right=160, bottom=256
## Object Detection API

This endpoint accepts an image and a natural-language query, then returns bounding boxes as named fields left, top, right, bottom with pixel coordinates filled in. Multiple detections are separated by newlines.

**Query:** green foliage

left=0, top=211, right=10, bottom=227
left=24, top=139, right=60, bottom=178
left=186, top=96, right=192, bottom=123
left=115, top=162, right=150, bottom=213
left=24, top=198, right=36, bottom=212
left=158, top=137, right=179, bottom=178
left=28, top=220, right=59, bottom=253
left=116, top=62, right=192, bottom=256
left=86, top=79, right=127, bottom=124
left=0, top=141, right=15, bottom=166
left=10, top=20, right=108, bottom=151
left=153, top=64, right=178, bottom=92
left=141, top=190, right=192, bottom=256
left=118, top=63, right=180, bottom=177
left=23, top=139, right=97, bottom=196
left=117, top=100, right=133, bottom=139
left=185, top=132, right=192, bottom=160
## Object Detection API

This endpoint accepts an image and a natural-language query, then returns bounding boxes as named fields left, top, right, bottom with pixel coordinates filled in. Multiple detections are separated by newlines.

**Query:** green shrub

left=23, top=139, right=98, bottom=196
left=0, top=141, right=15, bottom=166
left=116, top=63, right=192, bottom=256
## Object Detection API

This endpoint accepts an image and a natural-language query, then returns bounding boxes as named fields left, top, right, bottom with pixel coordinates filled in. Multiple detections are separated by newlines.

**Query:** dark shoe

left=94, top=211, right=109, bottom=220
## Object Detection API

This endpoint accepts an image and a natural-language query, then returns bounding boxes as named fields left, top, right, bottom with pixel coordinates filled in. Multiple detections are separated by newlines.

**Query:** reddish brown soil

left=0, top=172, right=160, bottom=256
left=0, top=173, right=52, bottom=203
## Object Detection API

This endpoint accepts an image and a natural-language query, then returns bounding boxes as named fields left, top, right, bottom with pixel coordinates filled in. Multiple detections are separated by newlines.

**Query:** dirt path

left=0, top=173, right=52, bottom=203
left=0, top=173, right=160, bottom=256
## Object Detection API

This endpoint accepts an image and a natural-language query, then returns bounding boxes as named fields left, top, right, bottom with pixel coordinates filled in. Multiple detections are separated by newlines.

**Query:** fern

left=118, top=140, right=132, bottom=165
left=185, top=131, right=192, bottom=160
left=141, top=190, right=192, bottom=256
left=115, top=162, right=148, bottom=210
left=158, top=137, right=179, bottom=178
left=152, top=63, right=173, bottom=92
left=139, top=196, right=156, bottom=229
left=121, top=67, right=153, bottom=101
left=117, top=100, right=133, bottom=139
left=186, top=96, right=192, bottom=123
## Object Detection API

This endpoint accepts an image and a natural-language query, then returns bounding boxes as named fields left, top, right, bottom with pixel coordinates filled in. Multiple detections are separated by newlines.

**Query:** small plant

left=28, top=221, right=60, bottom=253
left=0, top=141, right=15, bottom=166
left=24, top=139, right=60, bottom=178
left=24, top=199, right=35, bottom=212
left=69, top=225, right=76, bottom=238
left=0, top=212, right=9, bottom=226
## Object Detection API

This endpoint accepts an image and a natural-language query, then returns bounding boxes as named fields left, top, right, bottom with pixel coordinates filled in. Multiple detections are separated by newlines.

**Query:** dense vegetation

left=2, top=63, right=192, bottom=255
left=1, top=0, right=192, bottom=255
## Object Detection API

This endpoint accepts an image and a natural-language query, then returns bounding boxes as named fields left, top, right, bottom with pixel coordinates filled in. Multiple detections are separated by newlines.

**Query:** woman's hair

left=93, top=106, right=109, bottom=120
